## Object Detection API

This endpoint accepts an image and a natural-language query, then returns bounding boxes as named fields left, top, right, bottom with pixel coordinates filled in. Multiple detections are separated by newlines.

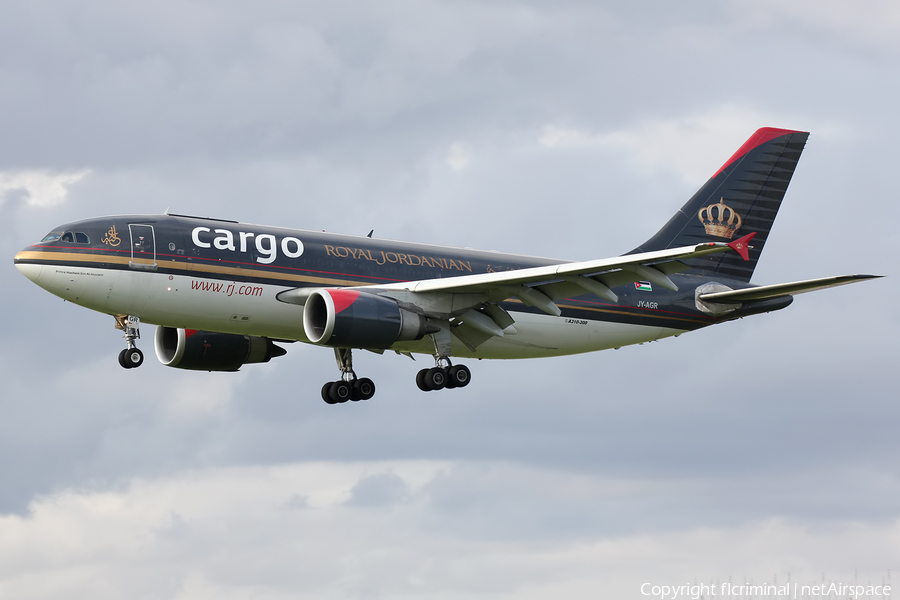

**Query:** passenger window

left=75, top=232, right=90, bottom=244
left=60, top=232, right=75, bottom=243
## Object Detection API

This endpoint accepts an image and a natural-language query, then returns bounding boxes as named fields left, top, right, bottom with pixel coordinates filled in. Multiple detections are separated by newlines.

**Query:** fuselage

left=13, top=213, right=774, bottom=360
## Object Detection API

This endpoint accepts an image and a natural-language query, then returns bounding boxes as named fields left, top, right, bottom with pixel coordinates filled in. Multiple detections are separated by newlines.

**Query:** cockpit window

left=51, top=231, right=90, bottom=244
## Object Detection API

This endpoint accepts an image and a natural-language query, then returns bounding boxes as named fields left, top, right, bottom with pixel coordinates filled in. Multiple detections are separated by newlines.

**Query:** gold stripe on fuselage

left=14, top=249, right=372, bottom=288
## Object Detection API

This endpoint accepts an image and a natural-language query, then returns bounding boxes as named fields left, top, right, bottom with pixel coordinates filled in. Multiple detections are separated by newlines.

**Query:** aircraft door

left=129, top=224, right=157, bottom=271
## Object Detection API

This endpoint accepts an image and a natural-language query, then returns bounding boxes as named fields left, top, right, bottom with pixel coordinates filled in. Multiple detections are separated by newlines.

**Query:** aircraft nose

left=14, top=250, right=43, bottom=282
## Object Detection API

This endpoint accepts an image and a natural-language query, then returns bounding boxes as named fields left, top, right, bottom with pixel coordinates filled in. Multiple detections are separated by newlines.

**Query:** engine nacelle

left=303, top=289, right=430, bottom=348
left=154, top=327, right=287, bottom=371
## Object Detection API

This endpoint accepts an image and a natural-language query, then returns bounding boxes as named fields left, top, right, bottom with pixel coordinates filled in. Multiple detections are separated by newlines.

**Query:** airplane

left=13, top=127, right=880, bottom=404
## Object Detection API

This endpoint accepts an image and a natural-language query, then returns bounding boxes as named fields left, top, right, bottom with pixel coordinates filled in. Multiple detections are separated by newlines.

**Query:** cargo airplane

left=14, top=128, right=879, bottom=403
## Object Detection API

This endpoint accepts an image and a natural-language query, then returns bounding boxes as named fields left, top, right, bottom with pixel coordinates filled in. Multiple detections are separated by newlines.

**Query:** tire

left=448, top=364, right=471, bottom=388
left=322, top=382, right=339, bottom=404
left=424, top=367, right=446, bottom=391
left=118, top=349, right=130, bottom=369
left=123, top=348, right=143, bottom=368
left=354, top=378, right=376, bottom=401
left=329, top=381, right=352, bottom=403
left=416, top=369, right=431, bottom=392
left=445, top=368, right=458, bottom=389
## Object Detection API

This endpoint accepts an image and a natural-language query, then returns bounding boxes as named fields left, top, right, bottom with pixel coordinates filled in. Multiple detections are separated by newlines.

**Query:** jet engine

left=303, top=289, right=431, bottom=348
left=154, top=327, right=286, bottom=371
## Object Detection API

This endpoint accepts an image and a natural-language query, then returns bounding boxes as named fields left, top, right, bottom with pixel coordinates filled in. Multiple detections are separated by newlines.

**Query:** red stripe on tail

left=712, top=128, right=805, bottom=179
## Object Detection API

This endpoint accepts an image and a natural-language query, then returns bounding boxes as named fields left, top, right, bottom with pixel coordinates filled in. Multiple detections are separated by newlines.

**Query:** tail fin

left=631, top=127, right=810, bottom=282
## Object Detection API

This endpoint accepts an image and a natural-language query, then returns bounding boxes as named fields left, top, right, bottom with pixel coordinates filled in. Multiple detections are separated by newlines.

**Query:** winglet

left=727, top=232, right=757, bottom=261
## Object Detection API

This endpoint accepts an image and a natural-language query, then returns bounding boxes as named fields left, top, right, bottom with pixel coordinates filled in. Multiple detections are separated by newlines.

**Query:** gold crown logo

left=698, top=198, right=742, bottom=239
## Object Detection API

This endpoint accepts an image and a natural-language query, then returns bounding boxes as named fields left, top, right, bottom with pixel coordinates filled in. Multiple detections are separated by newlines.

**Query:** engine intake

left=303, top=289, right=430, bottom=348
left=155, top=327, right=286, bottom=371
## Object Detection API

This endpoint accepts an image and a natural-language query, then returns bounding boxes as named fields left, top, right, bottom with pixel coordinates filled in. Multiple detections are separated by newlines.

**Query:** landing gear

left=321, top=348, right=376, bottom=404
left=416, top=362, right=470, bottom=392
left=319, top=325, right=474, bottom=402
left=114, top=315, right=143, bottom=369
left=415, top=324, right=472, bottom=392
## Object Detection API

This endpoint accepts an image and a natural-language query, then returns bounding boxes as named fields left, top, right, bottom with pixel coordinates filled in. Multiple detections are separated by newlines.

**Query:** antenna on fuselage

left=367, top=230, right=374, bottom=238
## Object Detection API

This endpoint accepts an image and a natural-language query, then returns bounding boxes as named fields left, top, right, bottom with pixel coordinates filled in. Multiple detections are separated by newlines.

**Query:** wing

left=362, top=237, right=755, bottom=318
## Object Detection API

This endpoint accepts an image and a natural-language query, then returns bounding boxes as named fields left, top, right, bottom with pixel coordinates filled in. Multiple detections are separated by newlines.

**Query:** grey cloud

left=345, top=472, right=411, bottom=507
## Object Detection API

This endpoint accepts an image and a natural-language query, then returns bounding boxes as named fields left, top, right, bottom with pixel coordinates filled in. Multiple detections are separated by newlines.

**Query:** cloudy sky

left=1, top=1, right=898, bottom=598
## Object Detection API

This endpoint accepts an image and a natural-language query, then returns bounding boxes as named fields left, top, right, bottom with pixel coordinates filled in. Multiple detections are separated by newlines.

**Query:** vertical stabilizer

left=631, top=128, right=809, bottom=282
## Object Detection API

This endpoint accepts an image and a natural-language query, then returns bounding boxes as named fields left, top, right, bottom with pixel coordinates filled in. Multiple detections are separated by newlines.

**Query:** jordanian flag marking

left=635, top=281, right=652, bottom=292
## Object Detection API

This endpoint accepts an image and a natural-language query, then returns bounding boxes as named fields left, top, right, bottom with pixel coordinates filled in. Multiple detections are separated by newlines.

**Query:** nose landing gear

left=114, top=315, right=143, bottom=369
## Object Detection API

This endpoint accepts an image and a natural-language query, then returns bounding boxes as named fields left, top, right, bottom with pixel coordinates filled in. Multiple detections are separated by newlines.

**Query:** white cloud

left=0, top=170, right=90, bottom=208
left=0, top=462, right=896, bottom=599
left=446, top=142, right=472, bottom=171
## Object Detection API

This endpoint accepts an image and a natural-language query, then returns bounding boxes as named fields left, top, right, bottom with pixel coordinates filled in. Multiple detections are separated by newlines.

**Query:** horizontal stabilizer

left=697, top=274, right=882, bottom=302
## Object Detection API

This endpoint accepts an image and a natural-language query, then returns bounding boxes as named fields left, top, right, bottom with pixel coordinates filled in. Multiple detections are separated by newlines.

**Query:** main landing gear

left=415, top=323, right=471, bottom=392
left=115, top=315, right=144, bottom=369
left=320, top=329, right=472, bottom=404
left=415, top=359, right=471, bottom=392
left=319, top=352, right=472, bottom=403
left=321, top=348, right=376, bottom=404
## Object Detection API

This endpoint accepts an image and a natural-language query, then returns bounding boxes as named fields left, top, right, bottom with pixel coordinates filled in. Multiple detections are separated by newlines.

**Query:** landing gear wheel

left=445, top=371, right=458, bottom=389
left=322, top=382, right=339, bottom=404
left=424, top=367, right=447, bottom=391
left=119, top=348, right=143, bottom=369
left=416, top=369, right=431, bottom=392
left=448, top=364, right=471, bottom=388
left=353, top=378, right=376, bottom=401
left=329, top=381, right=352, bottom=403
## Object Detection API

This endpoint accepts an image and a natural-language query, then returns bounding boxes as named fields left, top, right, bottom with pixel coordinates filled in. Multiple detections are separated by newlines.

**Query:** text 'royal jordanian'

left=14, top=128, right=881, bottom=403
